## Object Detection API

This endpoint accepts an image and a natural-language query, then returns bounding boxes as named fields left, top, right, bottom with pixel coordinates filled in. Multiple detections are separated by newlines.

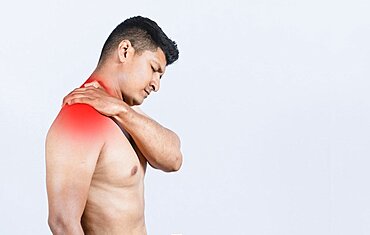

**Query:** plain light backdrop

left=0, top=0, right=369, bottom=234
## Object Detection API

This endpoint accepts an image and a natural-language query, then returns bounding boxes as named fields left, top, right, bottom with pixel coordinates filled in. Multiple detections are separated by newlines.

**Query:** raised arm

left=63, top=84, right=183, bottom=172
left=45, top=104, right=107, bottom=234
left=117, top=105, right=182, bottom=172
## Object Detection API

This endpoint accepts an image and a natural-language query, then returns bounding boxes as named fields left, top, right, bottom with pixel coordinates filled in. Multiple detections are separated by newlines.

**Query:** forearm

left=113, top=106, right=182, bottom=172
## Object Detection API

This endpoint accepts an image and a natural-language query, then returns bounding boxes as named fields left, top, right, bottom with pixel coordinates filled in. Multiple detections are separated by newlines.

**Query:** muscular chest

left=92, top=122, right=146, bottom=188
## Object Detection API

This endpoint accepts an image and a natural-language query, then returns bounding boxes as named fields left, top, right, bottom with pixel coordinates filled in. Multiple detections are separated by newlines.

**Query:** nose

left=150, top=75, right=160, bottom=92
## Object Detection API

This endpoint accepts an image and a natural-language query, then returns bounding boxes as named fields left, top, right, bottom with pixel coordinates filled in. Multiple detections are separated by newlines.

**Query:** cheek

left=128, top=60, right=152, bottom=88
left=134, top=68, right=152, bottom=85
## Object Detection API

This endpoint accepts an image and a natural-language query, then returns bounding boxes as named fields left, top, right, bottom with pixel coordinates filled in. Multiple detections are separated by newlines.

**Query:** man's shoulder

left=47, top=103, right=112, bottom=142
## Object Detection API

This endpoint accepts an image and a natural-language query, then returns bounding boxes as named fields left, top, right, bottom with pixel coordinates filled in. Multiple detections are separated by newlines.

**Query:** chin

left=124, top=96, right=139, bottom=106
left=132, top=99, right=144, bottom=106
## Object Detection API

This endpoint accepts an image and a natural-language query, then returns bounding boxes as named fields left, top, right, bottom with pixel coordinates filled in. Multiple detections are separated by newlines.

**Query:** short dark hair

left=99, top=16, right=179, bottom=65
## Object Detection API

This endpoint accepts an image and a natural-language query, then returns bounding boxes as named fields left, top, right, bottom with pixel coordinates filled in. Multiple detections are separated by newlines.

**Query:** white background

left=0, top=0, right=369, bottom=234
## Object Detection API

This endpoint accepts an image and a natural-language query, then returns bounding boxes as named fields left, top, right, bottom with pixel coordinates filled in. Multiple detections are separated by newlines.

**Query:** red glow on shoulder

left=56, top=103, right=109, bottom=140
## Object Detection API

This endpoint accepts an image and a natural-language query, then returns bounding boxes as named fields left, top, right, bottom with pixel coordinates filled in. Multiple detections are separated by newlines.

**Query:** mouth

left=144, top=90, right=150, bottom=97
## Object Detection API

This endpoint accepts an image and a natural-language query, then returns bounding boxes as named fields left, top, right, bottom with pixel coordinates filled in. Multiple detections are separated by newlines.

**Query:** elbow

left=172, top=137, right=183, bottom=172
left=151, top=136, right=183, bottom=172
left=166, top=134, right=182, bottom=172
left=48, top=216, right=64, bottom=235
left=48, top=215, right=81, bottom=235
left=166, top=152, right=183, bottom=172
left=173, top=152, right=183, bottom=171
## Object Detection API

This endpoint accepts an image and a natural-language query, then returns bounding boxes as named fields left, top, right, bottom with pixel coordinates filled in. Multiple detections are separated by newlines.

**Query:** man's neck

left=85, top=70, right=123, bottom=100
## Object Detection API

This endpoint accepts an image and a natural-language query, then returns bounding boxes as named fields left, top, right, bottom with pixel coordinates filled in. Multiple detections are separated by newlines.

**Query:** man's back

left=46, top=103, right=148, bottom=234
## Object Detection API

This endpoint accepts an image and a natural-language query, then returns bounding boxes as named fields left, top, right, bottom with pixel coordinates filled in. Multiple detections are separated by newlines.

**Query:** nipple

left=131, top=166, right=138, bottom=176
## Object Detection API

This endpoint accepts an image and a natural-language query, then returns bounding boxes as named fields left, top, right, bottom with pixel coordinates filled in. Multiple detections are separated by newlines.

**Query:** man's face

left=120, top=47, right=166, bottom=106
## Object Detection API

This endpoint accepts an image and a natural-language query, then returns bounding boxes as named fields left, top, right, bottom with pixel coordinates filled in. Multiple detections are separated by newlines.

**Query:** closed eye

left=151, top=62, right=164, bottom=79
left=152, top=66, right=162, bottom=79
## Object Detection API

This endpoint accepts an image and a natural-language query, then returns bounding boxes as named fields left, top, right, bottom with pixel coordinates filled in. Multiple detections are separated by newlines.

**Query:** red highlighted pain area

left=55, top=103, right=110, bottom=140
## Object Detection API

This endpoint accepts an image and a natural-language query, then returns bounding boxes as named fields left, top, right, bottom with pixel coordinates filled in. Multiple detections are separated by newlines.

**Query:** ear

left=117, top=40, right=135, bottom=63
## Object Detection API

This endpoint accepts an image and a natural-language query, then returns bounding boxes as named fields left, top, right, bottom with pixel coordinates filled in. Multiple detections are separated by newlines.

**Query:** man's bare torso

left=81, top=115, right=148, bottom=234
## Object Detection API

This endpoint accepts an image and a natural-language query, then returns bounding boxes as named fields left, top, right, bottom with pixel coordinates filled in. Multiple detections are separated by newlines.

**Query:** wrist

left=113, top=100, right=128, bottom=114
left=113, top=101, right=132, bottom=123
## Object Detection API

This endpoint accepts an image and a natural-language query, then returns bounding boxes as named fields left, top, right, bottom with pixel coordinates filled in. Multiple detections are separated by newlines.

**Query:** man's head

left=97, top=16, right=179, bottom=106
left=99, top=16, right=179, bottom=66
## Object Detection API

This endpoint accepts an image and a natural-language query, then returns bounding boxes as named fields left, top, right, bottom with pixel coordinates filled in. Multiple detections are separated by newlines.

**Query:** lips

left=144, top=90, right=150, bottom=97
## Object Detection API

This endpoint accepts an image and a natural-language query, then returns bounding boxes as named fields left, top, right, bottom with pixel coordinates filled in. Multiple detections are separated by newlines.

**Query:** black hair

left=99, top=16, right=179, bottom=65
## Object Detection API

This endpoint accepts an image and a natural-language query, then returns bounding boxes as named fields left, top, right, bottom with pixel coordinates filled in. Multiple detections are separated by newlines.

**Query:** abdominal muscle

left=81, top=120, right=148, bottom=235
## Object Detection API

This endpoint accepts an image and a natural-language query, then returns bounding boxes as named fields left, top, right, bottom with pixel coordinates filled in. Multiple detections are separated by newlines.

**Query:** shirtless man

left=45, top=16, right=183, bottom=234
